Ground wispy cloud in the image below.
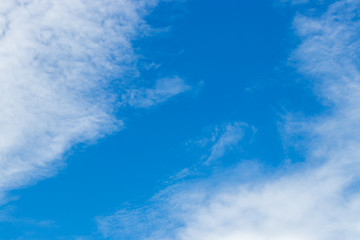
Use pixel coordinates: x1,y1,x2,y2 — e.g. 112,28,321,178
0,0,167,202
122,76,190,108
0,205,54,228
171,122,251,180
205,122,249,164
96,0,360,239
279,0,310,5
96,122,252,239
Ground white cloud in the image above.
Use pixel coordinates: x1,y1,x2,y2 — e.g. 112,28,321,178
0,0,165,202
171,122,251,180
279,0,310,5
122,76,190,108
97,1,360,239
205,122,248,164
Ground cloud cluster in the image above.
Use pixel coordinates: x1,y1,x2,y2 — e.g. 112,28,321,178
97,0,360,239
0,0,181,202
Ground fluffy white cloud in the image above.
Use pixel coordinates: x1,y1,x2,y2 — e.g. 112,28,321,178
0,0,186,202
97,0,360,239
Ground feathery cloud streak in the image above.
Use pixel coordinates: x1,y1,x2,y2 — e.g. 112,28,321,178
205,122,248,164
123,76,190,108
97,1,360,239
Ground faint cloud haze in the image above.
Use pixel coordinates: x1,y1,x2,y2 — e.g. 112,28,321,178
205,122,248,164
123,76,190,108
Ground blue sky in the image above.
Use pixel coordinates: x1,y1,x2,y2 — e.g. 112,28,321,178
1,0,360,239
